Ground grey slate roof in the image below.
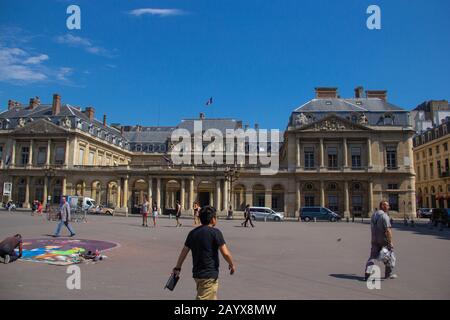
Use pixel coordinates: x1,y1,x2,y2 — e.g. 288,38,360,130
122,127,176,143
292,98,410,127
177,118,240,133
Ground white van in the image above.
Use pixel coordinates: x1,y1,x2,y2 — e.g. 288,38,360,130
66,196,96,211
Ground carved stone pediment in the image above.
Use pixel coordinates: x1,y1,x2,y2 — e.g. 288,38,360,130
298,114,372,132
13,118,69,135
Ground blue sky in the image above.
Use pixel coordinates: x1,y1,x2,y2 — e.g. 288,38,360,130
0,0,449,129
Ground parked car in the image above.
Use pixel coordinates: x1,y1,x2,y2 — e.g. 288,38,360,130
300,207,341,222
430,208,450,227
417,208,432,219
249,207,284,221
88,205,114,216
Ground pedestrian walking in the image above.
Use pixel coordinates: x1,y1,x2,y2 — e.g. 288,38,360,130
142,196,149,227
172,205,236,300
52,196,76,237
151,201,158,227
193,201,200,226
0,234,23,264
175,200,182,227
242,204,254,228
364,201,397,280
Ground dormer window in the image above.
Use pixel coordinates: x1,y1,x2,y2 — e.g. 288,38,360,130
325,101,332,105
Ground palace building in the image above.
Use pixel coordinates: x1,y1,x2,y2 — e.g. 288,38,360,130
0,87,417,218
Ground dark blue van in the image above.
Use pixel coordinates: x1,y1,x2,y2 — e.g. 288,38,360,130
300,207,341,222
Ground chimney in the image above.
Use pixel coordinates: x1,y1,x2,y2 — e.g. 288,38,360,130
236,120,243,129
315,87,338,99
199,112,205,120
244,124,249,130
52,94,61,115
28,96,40,109
365,90,387,101
136,125,141,132
84,106,95,121
354,86,364,99
254,123,259,130
121,127,124,135
8,100,15,110
103,114,107,126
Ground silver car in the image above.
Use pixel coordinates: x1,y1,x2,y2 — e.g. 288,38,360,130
249,207,284,221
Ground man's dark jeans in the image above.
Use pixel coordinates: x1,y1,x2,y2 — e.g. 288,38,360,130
0,245,20,262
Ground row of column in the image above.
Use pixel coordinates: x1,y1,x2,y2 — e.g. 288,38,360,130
295,180,374,218
296,138,373,168
16,175,67,208
9,139,68,167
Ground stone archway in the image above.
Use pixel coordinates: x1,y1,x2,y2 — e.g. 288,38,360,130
164,180,180,210
132,179,148,213
75,181,85,197
272,184,285,212
252,184,265,207
197,180,215,208
233,184,246,211
91,181,105,205
107,181,119,208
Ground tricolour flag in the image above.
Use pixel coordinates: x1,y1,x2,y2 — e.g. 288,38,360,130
205,97,213,106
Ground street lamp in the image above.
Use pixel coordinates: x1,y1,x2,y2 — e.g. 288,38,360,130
224,165,240,219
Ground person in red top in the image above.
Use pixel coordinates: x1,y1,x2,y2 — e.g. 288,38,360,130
0,234,23,264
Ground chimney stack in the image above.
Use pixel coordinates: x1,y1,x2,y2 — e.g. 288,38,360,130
84,106,95,121
28,96,40,109
103,114,107,126
354,86,364,99
199,112,205,120
254,123,259,130
8,100,15,110
244,124,249,130
315,87,338,99
52,94,61,115
365,90,387,101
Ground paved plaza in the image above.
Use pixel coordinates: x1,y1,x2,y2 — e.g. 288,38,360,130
0,211,449,300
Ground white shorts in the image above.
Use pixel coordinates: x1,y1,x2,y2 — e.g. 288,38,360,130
152,211,158,217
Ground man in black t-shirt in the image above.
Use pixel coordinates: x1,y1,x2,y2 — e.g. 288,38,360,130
172,206,236,300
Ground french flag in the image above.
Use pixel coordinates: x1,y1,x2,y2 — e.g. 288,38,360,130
205,97,213,106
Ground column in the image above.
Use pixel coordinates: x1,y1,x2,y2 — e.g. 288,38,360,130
157,178,161,213
11,140,16,167
65,138,70,166
223,179,229,211
28,140,34,167
43,177,48,206
367,137,372,168
319,138,324,168
181,179,185,210
123,176,129,216
368,180,374,217
343,138,348,168
296,181,301,217
84,143,90,165
148,176,153,204
24,176,30,208
46,139,51,166
117,179,122,208
245,189,253,207
344,181,350,218
62,177,67,196
215,180,222,211
209,192,214,207
189,178,195,212
296,139,300,167
265,187,272,209
320,180,325,207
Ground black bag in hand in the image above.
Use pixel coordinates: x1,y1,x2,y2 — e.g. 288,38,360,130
164,273,180,291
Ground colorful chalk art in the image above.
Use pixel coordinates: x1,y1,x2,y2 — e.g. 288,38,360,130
18,238,118,265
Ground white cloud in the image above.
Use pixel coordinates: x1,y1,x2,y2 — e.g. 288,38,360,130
55,34,114,58
0,46,48,83
0,45,73,84
129,8,187,17
56,67,73,81
24,54,49,65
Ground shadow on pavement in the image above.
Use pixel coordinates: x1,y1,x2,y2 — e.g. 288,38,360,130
329,274,366,282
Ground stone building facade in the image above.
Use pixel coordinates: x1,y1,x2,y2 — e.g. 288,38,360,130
413,118,450,209
0,87,417,218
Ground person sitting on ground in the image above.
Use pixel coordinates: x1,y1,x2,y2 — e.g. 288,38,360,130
0,234,23,264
